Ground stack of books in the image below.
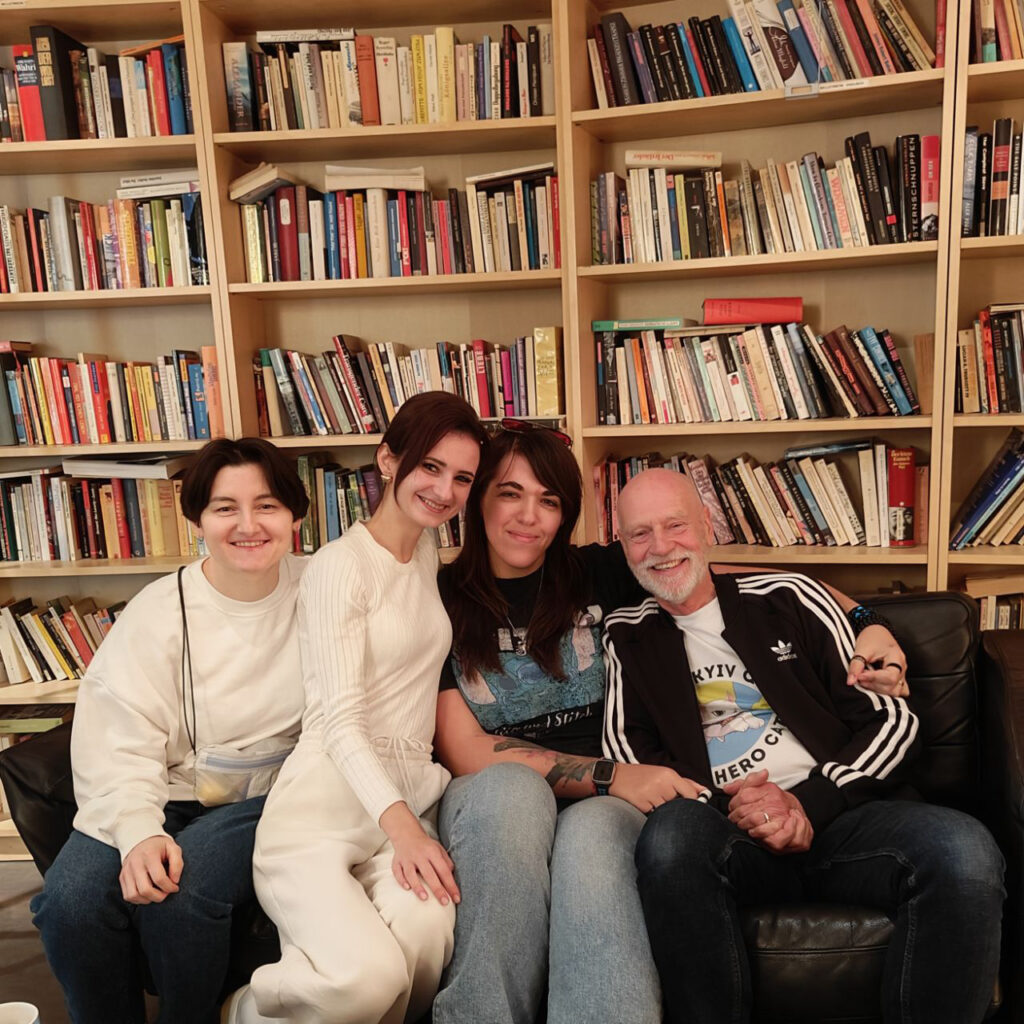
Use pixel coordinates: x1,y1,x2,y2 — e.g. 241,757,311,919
0,171,208,294
255,327,564,438
971,0,1024,62
963,573,1024,629
588,3,937,108
0,341,225,448
0,28,193,142
962,119,1024,237
592,134,939,266
955,301,1024,413
594,313,921,426
950,428,1024,550
222,23,555,132
593,439,926,548
233,161,560,284
0,456,204,565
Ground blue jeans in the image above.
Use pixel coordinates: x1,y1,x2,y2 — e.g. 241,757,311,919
31,796,266,1024
433,762,660,1024
635,798,1005,1024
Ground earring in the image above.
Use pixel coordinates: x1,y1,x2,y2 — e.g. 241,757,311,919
381,473,392,484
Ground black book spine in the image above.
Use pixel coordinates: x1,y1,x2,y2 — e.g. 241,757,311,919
779,460,825,544
595,334,608,424
527,25,542,116
874,6,915,71
689,17,722,94
820,2,857,79
600,14,642,105
880,328,920,413
989,117,1013,235
708,16,744,94
653,25,684,100
501,24,522,117
406,191,422,276
30,25,85,140
905,133,921,241
853,132,890,243
845,0,884,74
724,460,772,545
873,144,900,242
447,188,466,274
638,25,671,100
844,135,877,243
701,168,725,258
353,350,389,430
178,45,194,134
103,55,127,138
977,132,992,237
664,23,698,98
683,175,710,259
251,52,271,131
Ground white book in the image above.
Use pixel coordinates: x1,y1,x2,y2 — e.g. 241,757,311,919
873,442,890,548
0,616,30,685
364,188,390,278
614,343,635,424
539,24,555,115
87,49,109,138
490,41,502,119
397,46,415,125
770,324,810,418
785,159,818,251
255,28,354,43
757,167,786,253
662,338,695,422
859,448,881,546
764,160,794,252
374,37,402,126
492,192,511,271
424,34,440,123
133,59,151,136
339,39,361,124
643,332,675,423
825,461,866,544
525,335,538,415
48,477,69,561
588,39,610,109
291,53,311,129
47,197,77,292
636,168,658,264
320,49,340,128
118,55,138,137
297,44,323,129
0,605,44,683
535,185,551,269
736,458,786,545
726,0,782,88
754,325,790,419
156,359,183,440
653,168,673,263
516,41,529,117
309,199,326,281
330,50,347,128
22,613,67,679
512,180,530,270
166,199,189,286
724,336,754,421
799,457,850,544
472,186,492,272
838,157,868,246
747,0,809,86
466,43,478,120
754,463,800,545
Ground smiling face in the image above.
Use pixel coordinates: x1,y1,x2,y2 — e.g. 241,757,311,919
384,431,481,530
618,469,716,615
480,452,563,578
196,463,300,599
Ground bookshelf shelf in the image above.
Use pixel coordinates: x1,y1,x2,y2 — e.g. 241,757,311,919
579,243,938,283
227,270,562,298
0,558,194,579
959,236,1024,260
953,415,1024,428
0,0,184,45
709,544,929,564
572,70,945,142
0,136,199,176
0,679,79,705
1,441,210,457
263,434,386,449
0,816,19,839
582,417,933,438
213,118,558,163
965,59,1024,102
0,286,213,310
948,548,1024,565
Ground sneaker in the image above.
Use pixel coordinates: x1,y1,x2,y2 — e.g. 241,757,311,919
220,984,287,1024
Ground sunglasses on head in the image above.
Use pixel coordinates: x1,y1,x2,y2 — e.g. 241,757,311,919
499,417,573,449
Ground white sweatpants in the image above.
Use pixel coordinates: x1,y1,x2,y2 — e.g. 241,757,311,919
250,740,455,1024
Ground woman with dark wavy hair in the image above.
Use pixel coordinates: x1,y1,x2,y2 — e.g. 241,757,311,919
432,421,910,1024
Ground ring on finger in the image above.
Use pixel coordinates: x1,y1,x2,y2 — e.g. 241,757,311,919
762,811,770,824
849,654,867,666
885,662,903,672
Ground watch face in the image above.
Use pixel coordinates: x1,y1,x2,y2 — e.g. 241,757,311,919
593,760,615,786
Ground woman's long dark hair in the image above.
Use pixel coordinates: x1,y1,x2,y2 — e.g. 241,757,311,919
447,429,587,681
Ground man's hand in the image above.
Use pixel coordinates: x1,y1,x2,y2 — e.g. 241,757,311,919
722,770,814,854
609,762,708,813
119,835,183,904
846,623,910,697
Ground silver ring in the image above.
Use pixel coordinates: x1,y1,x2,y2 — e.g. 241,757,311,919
762,811,770,824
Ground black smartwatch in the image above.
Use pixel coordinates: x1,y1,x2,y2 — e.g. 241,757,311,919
592,758,617,796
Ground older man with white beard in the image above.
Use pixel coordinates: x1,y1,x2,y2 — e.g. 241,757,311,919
600,467,1004,1024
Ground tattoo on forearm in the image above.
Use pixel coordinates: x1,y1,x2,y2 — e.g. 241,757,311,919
492,739,594,791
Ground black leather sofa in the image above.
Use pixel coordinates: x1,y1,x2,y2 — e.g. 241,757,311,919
1,591,1021,1022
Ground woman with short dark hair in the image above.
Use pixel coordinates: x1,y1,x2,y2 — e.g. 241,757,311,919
32,437,309,1024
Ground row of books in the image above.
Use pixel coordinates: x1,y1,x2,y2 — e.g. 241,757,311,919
592,134,939,267
0,592,124,685
0,342,225,448
235,161,560,284
972,0,1024,62
0,462,205,566
963,573,1024,628
593,438,925,549
222,24,555,133
0,178,208,295
588,0,937,110
955,302,1024,414
962,120,1024,237
594,314,921,426
255,327,564,438
0,26,193,142
950,428,1024,549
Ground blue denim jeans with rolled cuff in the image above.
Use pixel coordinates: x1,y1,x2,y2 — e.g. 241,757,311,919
635,797,1005,1024
433,761,661,1024
31,795,266,1024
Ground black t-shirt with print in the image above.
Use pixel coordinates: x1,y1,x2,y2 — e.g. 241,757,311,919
438,543,643,756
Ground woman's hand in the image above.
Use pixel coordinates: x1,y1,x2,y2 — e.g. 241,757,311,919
380,802,461,906
609,763,709,813
846,623,910,697
119,835,183,905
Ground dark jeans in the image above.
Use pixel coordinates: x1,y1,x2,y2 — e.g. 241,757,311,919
31,796,266,1024
635,798,1005,1024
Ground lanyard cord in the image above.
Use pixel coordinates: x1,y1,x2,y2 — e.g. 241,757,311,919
177,567,197,756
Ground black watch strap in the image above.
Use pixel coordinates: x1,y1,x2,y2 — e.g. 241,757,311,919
592,757,616,797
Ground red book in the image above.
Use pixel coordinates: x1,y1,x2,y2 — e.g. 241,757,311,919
145,49,172,136
920,134,941,239
550,175,561,270
831,0,875,76
12,44,46,141
397,190,412,277
471,339,492,417
344,195,358,278
274,186,300,282
979,309,1000,412
87,360,112,443
438,201,454,276
935,0,947,66
500,348,516,414
108,477,133,559
683,24,712,97
887,446,916,546
592,26,618,108
45,357,73,443
78,201,101,290
354,35,380,126
413,191,428,275
67,365,90,444
25,209,47,291
336,192,351,279
702,296,804,324
60,611,95,666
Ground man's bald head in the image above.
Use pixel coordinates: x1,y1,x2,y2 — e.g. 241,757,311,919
617,468,716,615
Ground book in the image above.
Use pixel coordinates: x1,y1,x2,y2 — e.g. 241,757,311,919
703,297,804,324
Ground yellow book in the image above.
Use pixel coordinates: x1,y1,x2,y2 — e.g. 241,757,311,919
131,364,153,441
435,27,457,123
156,480,181,557
367,344,397,422
411,35,428,124
139,478,165,557
242,204,265,284
532,326,564,417
138,362,163,440
27,358,56,445
172,479,191,557
25,611,73,680
98,483,120,560
353,193,368,278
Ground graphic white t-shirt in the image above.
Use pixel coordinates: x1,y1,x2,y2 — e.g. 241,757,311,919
673,598,817,790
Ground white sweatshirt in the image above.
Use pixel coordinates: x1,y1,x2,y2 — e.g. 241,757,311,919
298,520,452,823
71,555,306,858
